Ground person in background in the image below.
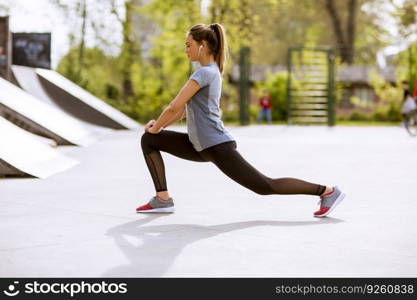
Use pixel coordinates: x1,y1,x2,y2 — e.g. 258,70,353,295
256,89,272,124
401,80,417,127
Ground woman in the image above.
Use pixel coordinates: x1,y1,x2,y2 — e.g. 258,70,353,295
137,23,345,217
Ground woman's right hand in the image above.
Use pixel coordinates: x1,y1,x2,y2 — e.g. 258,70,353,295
144,120,156,132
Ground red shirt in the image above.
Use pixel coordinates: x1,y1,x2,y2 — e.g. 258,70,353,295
259,96,272,109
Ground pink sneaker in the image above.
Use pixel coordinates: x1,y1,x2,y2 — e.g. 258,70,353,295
314,186,345,218
136,196,175,213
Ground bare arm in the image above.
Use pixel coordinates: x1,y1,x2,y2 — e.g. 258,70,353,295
161,106,186,128
151,80,199,132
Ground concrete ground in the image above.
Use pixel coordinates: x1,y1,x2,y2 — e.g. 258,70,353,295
1,124,416,277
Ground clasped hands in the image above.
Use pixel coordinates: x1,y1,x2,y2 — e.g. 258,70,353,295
144,120,163,134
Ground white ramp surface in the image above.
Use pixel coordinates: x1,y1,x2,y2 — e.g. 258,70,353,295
0,116,78,178
12,65,61,108
36,68,139,130
0,77,96,146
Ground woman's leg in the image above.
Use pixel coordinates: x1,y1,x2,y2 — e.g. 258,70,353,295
141,130,209,196
200,141,326,196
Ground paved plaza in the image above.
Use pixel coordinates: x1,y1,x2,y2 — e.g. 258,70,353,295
1,124,416,277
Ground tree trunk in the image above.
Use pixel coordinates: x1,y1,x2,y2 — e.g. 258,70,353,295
77,0,87,81
324,0,357,65
121,1,135,101
324,0,345,48
346,0,357,64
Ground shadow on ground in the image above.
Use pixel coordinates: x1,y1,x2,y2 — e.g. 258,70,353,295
103,215,344,277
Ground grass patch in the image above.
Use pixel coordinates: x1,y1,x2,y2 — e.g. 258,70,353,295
223,120,402,127
224,120,287,126
336,120,401,127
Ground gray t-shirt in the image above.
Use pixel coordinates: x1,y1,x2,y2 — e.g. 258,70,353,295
186,62,235,152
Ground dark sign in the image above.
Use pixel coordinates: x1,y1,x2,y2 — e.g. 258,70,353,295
0,16,11,79
12,33,51,69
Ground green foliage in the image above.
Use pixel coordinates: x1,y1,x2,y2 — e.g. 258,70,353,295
349,111,373,121
219,80,240,122
336,66,404,123
247,104,256,123
53,0,414,125
57,47,121,104
336,69,403,122
127,0,201,122
372,104,401,122
394,41,417,93
367,70,402,121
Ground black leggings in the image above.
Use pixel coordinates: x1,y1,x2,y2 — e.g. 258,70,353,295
140,130,326,196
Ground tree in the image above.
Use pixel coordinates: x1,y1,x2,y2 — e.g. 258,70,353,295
391,0,417,91
52,0,407,122
0,1,11,14
324,0,358,64
111,0,138,101
208,0,257,64
78,0,87,80
394,0,417,36
57,46,122,103
51,0,89,82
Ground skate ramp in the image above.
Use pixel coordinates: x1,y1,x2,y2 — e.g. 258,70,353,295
0,116,78,178
11,65,113,135
0,77,97,146
34,67,139,130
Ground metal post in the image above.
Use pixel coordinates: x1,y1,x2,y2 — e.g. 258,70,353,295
327,49,335,126
409,46,415,92
239,46,250,125
0,16,11,80
286,48,293,125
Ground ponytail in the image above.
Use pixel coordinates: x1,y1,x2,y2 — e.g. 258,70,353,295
209,23,228,74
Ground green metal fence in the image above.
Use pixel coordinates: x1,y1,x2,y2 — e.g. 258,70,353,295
239,46,251,125
286,46,336,126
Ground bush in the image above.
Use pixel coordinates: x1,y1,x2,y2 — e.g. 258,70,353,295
255,71,295,121
249,104,260,123
372,102,402,122
349,111,373,121
369,70,403,122
386,102,402,121
220,105,258,124
220,80,239,123
221,107,239,122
